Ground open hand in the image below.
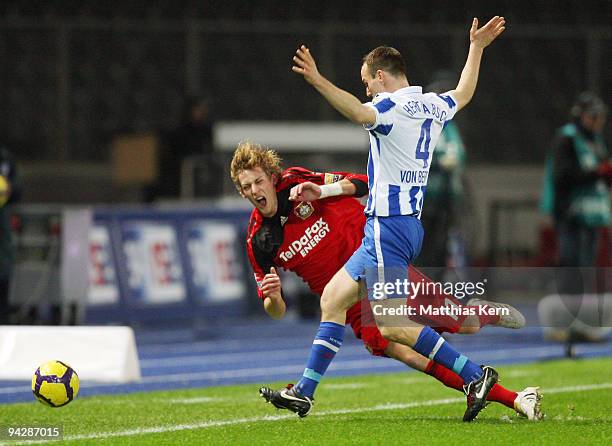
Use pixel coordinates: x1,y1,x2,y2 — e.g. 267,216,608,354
292,45,322,86
470,16,506,49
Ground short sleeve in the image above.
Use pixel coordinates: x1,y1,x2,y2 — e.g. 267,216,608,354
363,95,396,136
246,214,277,301
425,91,459,122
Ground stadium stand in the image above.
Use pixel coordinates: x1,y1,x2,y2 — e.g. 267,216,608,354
0,1,610,164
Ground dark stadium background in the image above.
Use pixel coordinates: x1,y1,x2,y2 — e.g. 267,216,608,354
1,1,610,187
0,0,610,404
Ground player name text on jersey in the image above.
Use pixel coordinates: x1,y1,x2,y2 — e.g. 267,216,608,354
402,99,449,122
400,170,429,184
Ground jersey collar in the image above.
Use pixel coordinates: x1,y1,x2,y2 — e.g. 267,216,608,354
395,86,422,94
261,188,292,223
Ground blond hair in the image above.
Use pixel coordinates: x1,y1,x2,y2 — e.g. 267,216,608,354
230,141,283,193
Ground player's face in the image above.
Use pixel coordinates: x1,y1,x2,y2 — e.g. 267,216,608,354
238,167,278,218
361,63,383,98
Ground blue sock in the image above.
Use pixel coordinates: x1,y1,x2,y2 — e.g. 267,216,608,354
413,326,483,383
295,322,345,398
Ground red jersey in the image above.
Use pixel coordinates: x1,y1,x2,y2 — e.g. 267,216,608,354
246,167,466,344
245,166,470,358
246,167,368,298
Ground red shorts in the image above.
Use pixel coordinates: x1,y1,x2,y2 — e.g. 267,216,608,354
347,266,465,357
404,266,466,333
347,299,390,357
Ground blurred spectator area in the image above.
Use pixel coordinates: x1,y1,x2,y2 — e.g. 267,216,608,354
0,1,609,266
0,1,610,164
1,0,610,25
1,2,611,215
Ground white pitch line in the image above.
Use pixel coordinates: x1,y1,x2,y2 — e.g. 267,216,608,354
2,382,611,445
1,356,394,395
545,383,612,394
0,358,409,395
0,343,606,396
0,343,609,396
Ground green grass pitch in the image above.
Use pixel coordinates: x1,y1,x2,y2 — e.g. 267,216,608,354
1,358,611,445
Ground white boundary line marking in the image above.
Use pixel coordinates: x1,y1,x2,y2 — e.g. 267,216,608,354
4,344,611,397
2,382,611,445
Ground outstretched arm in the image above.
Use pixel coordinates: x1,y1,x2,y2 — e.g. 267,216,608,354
289,178,359,202
292,45,376,126
449,16,506,111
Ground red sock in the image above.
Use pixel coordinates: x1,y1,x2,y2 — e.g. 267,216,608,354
425,361,517,410
487,383,518,410
425,360,463,390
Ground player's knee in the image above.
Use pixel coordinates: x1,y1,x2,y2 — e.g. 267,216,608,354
320,291,341,316
319,289,333,313
320,285,347,315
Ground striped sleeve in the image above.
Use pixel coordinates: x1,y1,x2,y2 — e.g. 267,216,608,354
363,96,396,136
427,91,459,121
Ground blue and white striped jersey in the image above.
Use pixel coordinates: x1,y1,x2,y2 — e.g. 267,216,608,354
363,86,458,217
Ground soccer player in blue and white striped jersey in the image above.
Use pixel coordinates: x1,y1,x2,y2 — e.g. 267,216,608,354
260,16,506,422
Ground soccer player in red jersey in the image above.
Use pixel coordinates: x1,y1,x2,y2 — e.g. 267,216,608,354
230,142,542,420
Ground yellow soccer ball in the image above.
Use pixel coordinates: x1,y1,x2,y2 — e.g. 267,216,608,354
32,360,80,407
